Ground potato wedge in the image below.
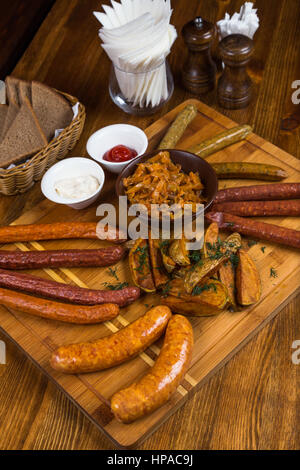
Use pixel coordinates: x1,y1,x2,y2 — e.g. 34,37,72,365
184,232,242,294
169,237,190,266
148,238,169,289
236,250,261,305
162,278,228,316
203,222,219,257
162,297,222,316
129,239,156,293
159,240,177,273
219,261,237,310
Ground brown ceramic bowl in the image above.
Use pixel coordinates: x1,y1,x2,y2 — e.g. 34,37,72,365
116,149,218,218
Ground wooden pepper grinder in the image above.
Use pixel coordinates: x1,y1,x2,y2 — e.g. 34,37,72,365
217,34,254,109
182,17,217,95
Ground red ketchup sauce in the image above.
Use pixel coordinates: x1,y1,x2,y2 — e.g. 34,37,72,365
103,145,138,163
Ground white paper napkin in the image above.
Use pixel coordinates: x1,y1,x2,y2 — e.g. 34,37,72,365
94,0,177,108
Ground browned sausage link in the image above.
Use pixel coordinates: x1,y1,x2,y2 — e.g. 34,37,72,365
215,183,300,204
111,315,194,424
50,305,172,374
188,125,252,159
212,162,287,181
205,212,300,249
0,246,126,270
0,287,119,324
212,200,300,217
0,222,127,244
0,269,140,307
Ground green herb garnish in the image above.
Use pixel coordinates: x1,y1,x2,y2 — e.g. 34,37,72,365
189,250,202,263
261,246,266,253
229,253,239,268
192,283,217,296
134,245,149,274
270,267,278,278
102,282,129,291
159,240,169,254
107,267,119,280
247,240,258,248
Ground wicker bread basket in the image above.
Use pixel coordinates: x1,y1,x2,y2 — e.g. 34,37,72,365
0,90,86,196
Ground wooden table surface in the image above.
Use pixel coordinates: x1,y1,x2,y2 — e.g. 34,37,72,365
0,0,299,450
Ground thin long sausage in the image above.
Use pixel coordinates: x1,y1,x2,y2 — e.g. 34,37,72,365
0,222,127,244
212,200,300,217
188,125,252,159
214,183,300,203
50,305,172,374
211,162,287,181
111,315,194,424
205,212,300,249
158,104,198,149
0,246,126,270
0,287,119,324
0,269,140,307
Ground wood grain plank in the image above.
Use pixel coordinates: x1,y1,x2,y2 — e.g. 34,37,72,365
0,0,299,451
0,98,299,448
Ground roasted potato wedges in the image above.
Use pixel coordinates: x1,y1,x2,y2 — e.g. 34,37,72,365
202,222,219,257
129,239,156,293
148,238,169,288
236,250,261,305
162,279,228,316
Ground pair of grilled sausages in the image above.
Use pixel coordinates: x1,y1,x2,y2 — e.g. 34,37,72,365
51,306,194,424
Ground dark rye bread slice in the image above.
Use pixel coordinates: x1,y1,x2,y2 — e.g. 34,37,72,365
6,77,32,106
19,80,32,103
5,76,20,106
0,105,8,142
31,81,73,142
0,96,47,168
1,102,19,139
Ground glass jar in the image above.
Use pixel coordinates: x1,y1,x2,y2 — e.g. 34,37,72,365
109,60,174,116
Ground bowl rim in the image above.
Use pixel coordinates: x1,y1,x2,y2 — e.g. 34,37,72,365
115,148,218,216
41,157,105,205
86,124,149,166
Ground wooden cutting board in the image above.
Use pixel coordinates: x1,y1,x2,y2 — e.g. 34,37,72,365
0,99,299,449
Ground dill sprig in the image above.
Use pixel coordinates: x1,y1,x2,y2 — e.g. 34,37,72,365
102,282,129,291
270,267,278,278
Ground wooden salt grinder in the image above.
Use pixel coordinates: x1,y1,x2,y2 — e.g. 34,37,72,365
217,34,254,109
182,17,217,94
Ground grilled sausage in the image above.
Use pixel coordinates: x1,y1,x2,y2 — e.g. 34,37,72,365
50,305,172,374
0,222,127,244
111,315,194,424
214,183,300,204
205,212,300,249
211,162,287,181
0,246,126,270
158,104,198,149
188,125,252,158
212,200,300,217
0,287,119,324
0,269,140,307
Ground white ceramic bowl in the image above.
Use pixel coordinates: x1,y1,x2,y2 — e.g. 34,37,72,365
41,157,105,210
86,124,148,174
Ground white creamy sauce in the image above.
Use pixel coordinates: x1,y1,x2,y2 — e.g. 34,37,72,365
54,175,100,200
